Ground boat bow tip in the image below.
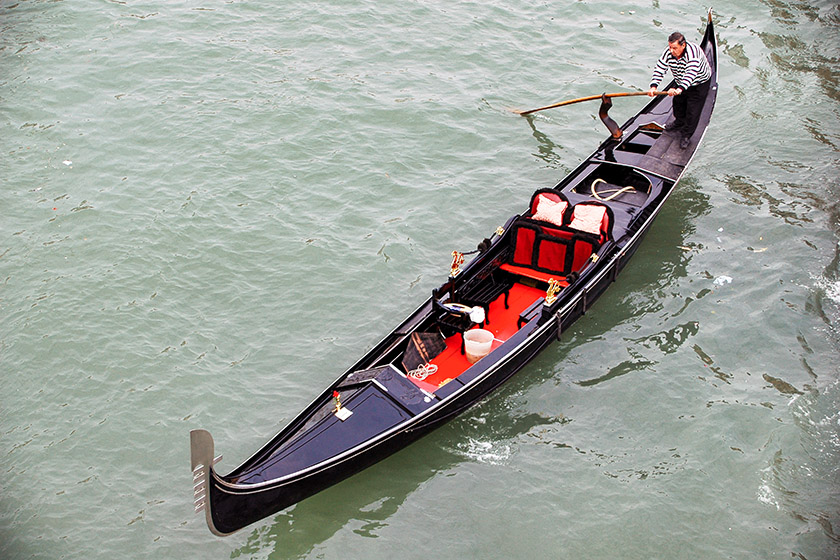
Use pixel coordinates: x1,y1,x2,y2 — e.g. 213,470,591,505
190,429,229,536
190,429,216,471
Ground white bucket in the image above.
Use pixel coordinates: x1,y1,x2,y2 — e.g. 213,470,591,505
464,329,494,364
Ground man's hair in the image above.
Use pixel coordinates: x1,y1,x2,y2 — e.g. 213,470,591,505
668,32,686,45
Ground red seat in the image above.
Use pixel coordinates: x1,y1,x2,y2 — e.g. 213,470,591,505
504,215,602,284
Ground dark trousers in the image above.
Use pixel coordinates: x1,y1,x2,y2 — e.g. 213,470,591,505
673,79,711,139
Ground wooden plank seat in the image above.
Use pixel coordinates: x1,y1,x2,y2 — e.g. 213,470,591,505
431,297,473,354
460,275,513,325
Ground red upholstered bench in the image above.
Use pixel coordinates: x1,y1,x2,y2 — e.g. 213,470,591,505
500,217,599,285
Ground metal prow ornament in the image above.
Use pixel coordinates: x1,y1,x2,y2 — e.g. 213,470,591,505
598,93,623,140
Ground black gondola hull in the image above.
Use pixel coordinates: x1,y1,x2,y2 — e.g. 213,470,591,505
190,13,718,537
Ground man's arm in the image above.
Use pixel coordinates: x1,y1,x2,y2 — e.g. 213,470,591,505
648,49,670,96
649,48,670,88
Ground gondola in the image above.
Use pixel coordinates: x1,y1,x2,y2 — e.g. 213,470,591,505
190,12,718,536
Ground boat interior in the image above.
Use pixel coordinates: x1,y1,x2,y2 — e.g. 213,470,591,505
233,190,608,483
394,187,618,395
376,116,692,398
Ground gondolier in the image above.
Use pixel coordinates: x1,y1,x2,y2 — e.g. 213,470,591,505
647,31,712,149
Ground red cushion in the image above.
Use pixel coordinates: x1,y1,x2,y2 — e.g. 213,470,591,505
570,238,596,271
500,263,570,285
512,226,536,266
537,238,570,272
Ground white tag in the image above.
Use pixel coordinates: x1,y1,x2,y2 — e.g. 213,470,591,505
335,407,353,421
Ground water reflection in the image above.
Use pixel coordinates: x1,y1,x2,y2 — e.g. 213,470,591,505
811,208,840,330
230,404,566,557
522,115,571,170
569,178,713,387
757,22,840,104
724,43,750,69
575,357,657,388
232,438,459,559
627,321,701,356
761,383,840,553
722,174,819,225
623,177,711,301
759,0,822,27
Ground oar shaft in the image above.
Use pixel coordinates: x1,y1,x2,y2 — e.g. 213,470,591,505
516,91,667,116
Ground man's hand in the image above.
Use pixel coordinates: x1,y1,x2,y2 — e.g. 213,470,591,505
647,86,658,97
667,87,683,96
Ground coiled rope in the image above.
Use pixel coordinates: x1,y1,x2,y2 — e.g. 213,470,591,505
591,170,653,201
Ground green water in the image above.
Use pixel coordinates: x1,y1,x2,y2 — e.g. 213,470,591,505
1,1,838,558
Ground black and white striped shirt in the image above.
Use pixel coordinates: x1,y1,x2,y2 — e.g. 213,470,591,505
649,41,712,90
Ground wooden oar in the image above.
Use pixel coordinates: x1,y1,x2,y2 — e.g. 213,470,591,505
513,91,668,116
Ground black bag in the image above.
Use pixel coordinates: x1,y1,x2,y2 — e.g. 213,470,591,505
401,332,446,372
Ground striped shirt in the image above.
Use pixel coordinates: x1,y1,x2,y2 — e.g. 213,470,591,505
649,41,712,90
